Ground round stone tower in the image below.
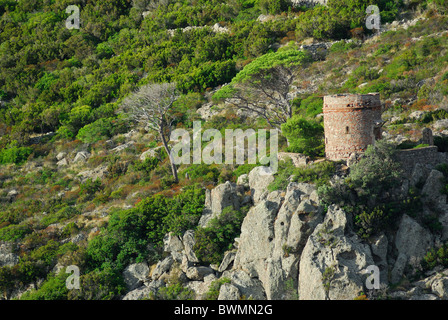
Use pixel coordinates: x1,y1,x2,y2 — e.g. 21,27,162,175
323,93,382,161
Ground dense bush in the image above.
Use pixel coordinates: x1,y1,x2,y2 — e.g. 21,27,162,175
194,206,247,265
86,185,205,272
268,158,336,192
281,116,324,157
76,117,126,143
318,140,424,239
422,242,448,271
181,164,220,183
0,144,33,165
20,272,69,300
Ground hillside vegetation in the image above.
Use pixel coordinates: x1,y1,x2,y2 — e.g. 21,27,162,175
1,0,448,300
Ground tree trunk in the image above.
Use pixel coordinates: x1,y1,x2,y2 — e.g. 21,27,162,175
160,131,178,183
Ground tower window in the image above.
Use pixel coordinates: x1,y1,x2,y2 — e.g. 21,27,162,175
345,126,350,134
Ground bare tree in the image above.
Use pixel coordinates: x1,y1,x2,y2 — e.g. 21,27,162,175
121,82,180,183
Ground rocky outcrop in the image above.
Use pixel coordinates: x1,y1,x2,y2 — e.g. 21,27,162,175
73,151,90,164
123,262,150,291
199,181,248,227
0,242,19,267
248,166,275,204
391,214,434,284
298,205,375,300
230,181,323,299
117,163,448,301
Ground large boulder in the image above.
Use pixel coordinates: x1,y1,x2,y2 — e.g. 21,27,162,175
233,193,282,280
185,266,214,281
182,230,199,263
122,279,165,300
0,242,19,267
163,232,184,262
225,270,266,300
140,146,163,161
123,262,150,291
186,274,218,299
211,181,242,216
298,205,375,300
151,256,174,280
199,181,244,227
77,165,109,183
73,151,90,164
218,283,241,300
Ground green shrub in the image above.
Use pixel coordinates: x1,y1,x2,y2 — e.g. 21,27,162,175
152,282,195,300
204,277,231,300
194,206,247,265
133,156,160,175
232,164,258,178
76,118,115,143
422,242,448,271
269,159,336,192
348,140,402,198
442,71,448,81
79,178,103,201
0,223,33,242
353,206,389,240
281,115,324,158
61,222,79,238
434,136,448,152
259,0,292,14
0,145,33,165
329,41,359,53
421,109,448,123
61,105,94,134
319,140,425,239
20,272,69,300
182,164,220,183
86,185,205,272
30,240,60,266
295,95,324,118
40,206,80,228
67,267,125,300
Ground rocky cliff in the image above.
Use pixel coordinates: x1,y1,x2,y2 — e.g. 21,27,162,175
118,161,448,300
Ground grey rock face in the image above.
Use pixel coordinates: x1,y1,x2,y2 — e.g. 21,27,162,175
218,251,236,272
391,214,433,284
298,205,375,300
248,166,275,204
199,181,244,227
140,146,162,161
218,283,241,300
228,270,266,300
233,181,323,299
0,242,19,267
185,266,214,281
123,262,150,291
422,169,446,206
151,256,174,281
73,151,90,163
122,279,165,300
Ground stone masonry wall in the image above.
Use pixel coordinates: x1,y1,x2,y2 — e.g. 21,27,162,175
394,146,448,177
323,93,382,161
